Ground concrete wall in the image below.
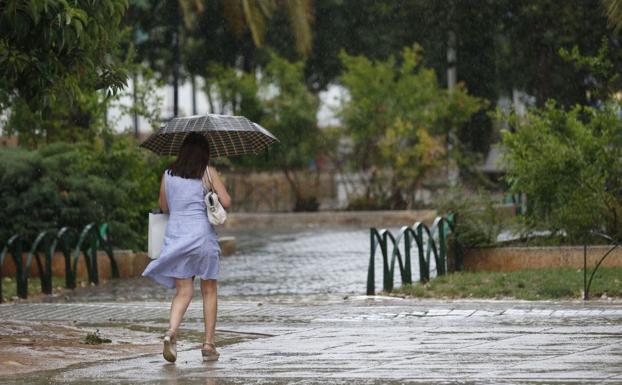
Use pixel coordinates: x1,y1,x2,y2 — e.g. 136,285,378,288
226,171,338,212
225,210,438,229
463,246,622,272
1,250,150,280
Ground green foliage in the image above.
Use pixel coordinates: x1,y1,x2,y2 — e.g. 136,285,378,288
111,66,164,133
258,53,320,209
203,63,262,121
0,137,170,250
204,53,321,210
497,0,618,107
1,276,67,302
337,45,486,209
83,329,112,345
259,52,319,170
558,39,622,104
5,85,111,147
502,100,622,242
0,0,128,110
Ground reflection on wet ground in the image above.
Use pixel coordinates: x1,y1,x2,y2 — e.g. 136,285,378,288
50,227,396,302
218,227,373,297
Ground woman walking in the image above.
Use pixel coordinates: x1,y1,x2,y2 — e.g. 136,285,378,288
142,132,231,363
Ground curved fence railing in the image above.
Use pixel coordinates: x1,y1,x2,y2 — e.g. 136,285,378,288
367,214,458,295
584,231,621,300
0,223,118,302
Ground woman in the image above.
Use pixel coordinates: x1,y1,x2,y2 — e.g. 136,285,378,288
142,132,232,363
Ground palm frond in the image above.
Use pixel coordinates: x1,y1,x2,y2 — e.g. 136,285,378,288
283,0,313,57
178,0,206,29
242,0,269,47
604,0,622,32
223,1,246,39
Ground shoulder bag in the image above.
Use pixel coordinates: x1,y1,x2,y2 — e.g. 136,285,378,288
202,166,227,225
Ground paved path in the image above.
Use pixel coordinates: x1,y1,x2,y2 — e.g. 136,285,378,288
2,227,622,383
2,297,622,384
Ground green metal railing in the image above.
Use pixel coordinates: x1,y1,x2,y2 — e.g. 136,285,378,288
367,215,458,295
0,223,118,302
583,232,620,300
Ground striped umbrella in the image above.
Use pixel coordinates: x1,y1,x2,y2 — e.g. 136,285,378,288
139,114,279,157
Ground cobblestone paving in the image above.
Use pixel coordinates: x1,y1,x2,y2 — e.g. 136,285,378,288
2,298,622,384
3,298,622,323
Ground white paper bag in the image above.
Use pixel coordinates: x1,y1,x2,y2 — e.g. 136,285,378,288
148,212,169,259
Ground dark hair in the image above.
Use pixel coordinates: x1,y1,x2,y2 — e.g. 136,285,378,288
169,133,210,179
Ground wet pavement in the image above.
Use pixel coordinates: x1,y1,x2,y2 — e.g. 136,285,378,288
1,227,622,384
46,226,423,302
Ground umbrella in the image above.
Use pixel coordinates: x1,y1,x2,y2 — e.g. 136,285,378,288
139,114,279,157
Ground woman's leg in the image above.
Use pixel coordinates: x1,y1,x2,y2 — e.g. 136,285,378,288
168,278,194,333
200,279,218,345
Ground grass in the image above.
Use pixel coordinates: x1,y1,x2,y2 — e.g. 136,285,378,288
1,276,74,302
83,329,112,345
393,267,622,300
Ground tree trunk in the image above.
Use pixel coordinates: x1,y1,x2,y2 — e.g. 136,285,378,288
132,71,139,137
205,82,215,113
172,29,180,117
191,74,197,115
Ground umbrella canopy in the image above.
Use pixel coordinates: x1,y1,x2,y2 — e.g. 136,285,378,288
139,114,279,157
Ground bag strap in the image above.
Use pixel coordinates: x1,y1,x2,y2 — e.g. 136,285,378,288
202,165,214,192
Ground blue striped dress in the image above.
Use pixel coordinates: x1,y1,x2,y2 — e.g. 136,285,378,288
142,170,220,288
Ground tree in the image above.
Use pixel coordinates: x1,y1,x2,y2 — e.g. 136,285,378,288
301,0,501,174
126,0,314,118
223,0,313,59
258,53,320,211
497,0,621,108
304,0,622,167
202,53,321,211
0,0,128,144
337,45,486,209
502,41,622,243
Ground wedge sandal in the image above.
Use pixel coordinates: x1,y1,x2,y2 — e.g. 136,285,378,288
201,342,220,362
163,330,177,363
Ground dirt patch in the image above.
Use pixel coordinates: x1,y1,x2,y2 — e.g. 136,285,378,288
0,321,160,376
0,320,267,378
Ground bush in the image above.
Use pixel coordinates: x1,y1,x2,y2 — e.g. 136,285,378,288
0,137,170,250
435,188,508,248
502,100,622,243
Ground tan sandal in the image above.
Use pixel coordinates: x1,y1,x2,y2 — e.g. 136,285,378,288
163,330,177,363
201,342,220,362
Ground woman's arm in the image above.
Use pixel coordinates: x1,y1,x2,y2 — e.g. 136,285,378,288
208,166,232,210
159,175,169,213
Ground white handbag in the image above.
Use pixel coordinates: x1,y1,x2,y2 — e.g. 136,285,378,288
203,166,227,226
148,211,169,259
